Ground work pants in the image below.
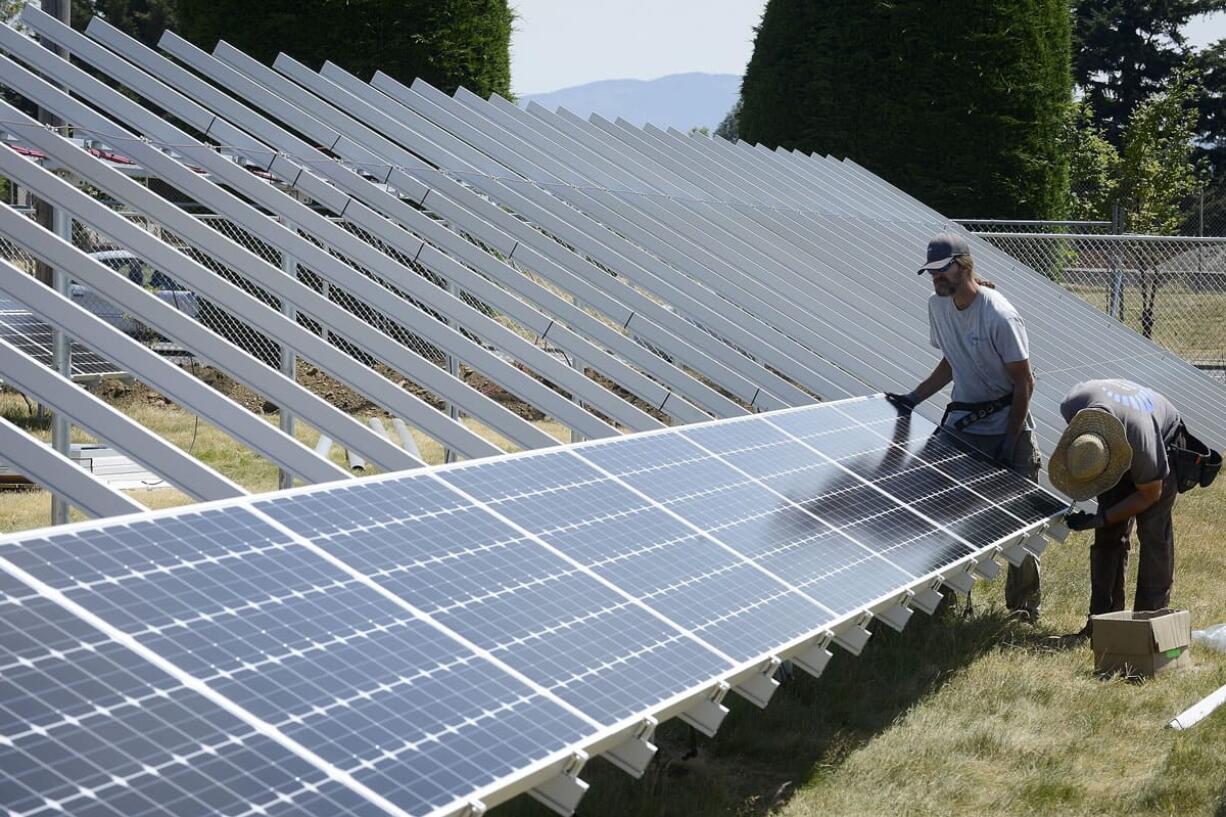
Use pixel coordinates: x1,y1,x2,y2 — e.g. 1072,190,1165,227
1089,469,1179,615
960,428,1042,617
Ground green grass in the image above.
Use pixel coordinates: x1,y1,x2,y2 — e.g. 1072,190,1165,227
3,396,1224,817
491,479,1226,817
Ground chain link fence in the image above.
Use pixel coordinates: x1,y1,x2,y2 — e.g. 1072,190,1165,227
967,228,1226,381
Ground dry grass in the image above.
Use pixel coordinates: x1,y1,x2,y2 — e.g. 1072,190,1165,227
3,397,1224,817
0,391,570,533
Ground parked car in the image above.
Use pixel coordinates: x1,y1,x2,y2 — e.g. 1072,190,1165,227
73,250,199,339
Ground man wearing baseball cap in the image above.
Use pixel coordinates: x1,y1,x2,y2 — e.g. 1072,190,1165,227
1053,379,1184,636
886,231,1040,621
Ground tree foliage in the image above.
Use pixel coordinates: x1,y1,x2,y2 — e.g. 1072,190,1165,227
738,0,1072,219
1118,70,1203,233
69,0,178,47
714,98,740,142
176,0,513,98
1072,0,1226,145
1064,100,1120,220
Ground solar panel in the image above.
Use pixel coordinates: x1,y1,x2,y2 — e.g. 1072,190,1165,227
0,570,391,817
3,507,596,817
0,295,122,379
0,397,1067,816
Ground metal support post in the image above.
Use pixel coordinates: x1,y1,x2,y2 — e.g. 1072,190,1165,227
1107,203,1125,321
278,224,296,490
50,208,71,524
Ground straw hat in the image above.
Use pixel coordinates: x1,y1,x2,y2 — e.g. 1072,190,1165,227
1050,409,1133,500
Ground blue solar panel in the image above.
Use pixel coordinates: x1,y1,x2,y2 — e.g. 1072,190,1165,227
1,397,1068,816
263,461,735,724
3,507,595,817
0,568,388,817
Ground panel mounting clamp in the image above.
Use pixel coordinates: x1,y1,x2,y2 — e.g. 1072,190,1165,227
1021,528,1049,558
939,563,976,596
909,579,946,615
874,591,914,633
972,552,1001,581
605,716,658,778
734,656,782,708
529,751,590,816
791,631,835,679
833,612,873,656
679,680,730,737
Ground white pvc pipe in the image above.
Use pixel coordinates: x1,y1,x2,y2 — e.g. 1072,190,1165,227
1168,683,1226,730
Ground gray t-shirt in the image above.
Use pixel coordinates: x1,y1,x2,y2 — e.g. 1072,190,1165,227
1060,379,1182,484
928,287,1034,435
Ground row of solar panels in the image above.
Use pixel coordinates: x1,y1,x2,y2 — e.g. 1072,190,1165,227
0,7,1221,517
0,397,1069,817
0,8,1215,817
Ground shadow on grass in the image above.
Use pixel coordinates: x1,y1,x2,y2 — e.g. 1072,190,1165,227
492,607,1033,817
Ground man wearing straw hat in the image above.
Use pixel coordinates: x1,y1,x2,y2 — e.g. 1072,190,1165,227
887,231,1041,622
1052,379,1183,635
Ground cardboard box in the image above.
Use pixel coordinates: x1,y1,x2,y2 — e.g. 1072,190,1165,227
1091,609,1192,677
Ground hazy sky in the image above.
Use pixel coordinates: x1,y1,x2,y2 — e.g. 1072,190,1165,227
511,1,1226,95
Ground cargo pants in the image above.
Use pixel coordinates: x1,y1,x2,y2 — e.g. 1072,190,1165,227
960,428,1043,618
1089,469,1178,615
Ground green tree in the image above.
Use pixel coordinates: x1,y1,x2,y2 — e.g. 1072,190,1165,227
1073,0,1226,145
177,0,513,99
714,98,740,142
1118,70,1203,234
1064,100,1121,220
738,0,1072,219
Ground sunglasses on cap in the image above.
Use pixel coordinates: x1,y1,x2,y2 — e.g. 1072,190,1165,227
925,255,964,275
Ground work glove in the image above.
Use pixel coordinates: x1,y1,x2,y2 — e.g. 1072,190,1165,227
884,391,919,412
1065,510,1105,531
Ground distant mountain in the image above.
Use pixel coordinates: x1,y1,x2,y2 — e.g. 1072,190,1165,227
521,73,740,132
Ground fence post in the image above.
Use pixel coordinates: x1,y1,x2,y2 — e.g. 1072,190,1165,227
443,278,459,464
1107,203,1125,321
277,218,296,490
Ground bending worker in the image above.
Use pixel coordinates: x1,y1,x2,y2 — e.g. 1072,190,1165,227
1052,379,1206,636
887,231,1040,622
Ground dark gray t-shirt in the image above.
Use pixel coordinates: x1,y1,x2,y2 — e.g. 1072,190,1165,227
928,287,1034,435
1060,379,1182,484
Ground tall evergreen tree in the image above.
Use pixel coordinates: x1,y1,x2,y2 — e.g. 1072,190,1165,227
1073,0,1226,145
738,0,1072,218
177,0,513,98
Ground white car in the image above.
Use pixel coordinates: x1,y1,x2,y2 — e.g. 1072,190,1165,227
73,250,199,338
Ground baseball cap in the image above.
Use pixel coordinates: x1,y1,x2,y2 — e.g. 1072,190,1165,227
918,231,971,274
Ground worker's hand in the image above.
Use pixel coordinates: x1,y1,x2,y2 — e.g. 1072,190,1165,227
1065,510,1105,531
884,391,919,412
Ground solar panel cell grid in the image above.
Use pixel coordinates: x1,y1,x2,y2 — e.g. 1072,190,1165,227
0,296,121,379
0,566,392,817
2,507,597,817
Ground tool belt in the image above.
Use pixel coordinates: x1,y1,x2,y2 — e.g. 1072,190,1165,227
1167,421,1222,493
940,393,1014,432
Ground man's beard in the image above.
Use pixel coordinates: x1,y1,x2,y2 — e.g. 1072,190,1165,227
933,279,954,297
